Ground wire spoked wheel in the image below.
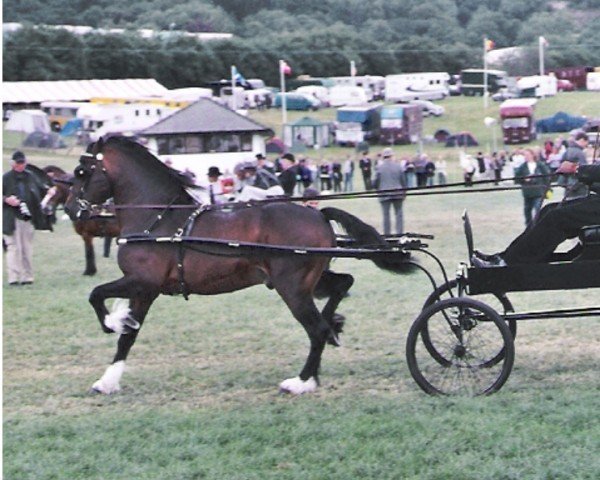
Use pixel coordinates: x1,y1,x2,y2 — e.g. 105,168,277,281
406,297,515,396
421,279,516,367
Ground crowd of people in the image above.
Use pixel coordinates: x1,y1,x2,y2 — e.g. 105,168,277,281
4,129,597,284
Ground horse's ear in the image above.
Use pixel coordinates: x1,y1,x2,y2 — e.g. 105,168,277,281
95,137,104,154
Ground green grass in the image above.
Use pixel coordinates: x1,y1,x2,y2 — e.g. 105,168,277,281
3,92,600,479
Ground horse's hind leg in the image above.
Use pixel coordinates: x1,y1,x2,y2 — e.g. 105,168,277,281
314,270,354,344
275,279,336,394
92,293,158,394
103,236,112,258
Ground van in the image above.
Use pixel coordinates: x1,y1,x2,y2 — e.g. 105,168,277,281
273,93,320,111
328,85,369,107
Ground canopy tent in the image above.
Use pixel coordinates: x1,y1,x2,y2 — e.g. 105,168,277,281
445,131,479,147
283,116,330,148
5,110,51,133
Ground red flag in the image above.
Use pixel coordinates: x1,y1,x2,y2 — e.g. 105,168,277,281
280,60,292,76
485,39,495,51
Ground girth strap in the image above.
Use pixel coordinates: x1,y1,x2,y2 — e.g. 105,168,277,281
174,205,210,300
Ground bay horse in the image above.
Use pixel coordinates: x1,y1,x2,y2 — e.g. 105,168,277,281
65,136,412,395
42,165,120,275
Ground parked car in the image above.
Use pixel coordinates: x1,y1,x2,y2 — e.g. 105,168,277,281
557,79,575,92
273,93,320,111
492,88,521,102
407,99,445,117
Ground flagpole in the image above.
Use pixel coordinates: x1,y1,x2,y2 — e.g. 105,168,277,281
539,36,545,76
350,60,356,86
483,36,488,109
231,65,237,111
279,59,287,128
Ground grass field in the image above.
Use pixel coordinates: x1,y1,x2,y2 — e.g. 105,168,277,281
3,93,600,479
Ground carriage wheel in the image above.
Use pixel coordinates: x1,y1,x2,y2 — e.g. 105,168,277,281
406,297,514,396
421,279,516,367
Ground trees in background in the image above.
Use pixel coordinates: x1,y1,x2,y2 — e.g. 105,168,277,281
3,0,599,86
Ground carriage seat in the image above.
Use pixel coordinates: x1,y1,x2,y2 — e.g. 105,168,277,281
574,225,600,261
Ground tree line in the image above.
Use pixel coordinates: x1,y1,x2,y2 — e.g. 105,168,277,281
3,0,599,88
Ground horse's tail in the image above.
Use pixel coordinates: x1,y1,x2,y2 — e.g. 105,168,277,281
320,207,415,274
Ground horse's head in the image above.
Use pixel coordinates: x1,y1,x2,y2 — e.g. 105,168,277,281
65,139,113,220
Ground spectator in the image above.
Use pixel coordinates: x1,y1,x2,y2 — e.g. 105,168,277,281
3,151,51,286
236,161,284,201
319,160,332,191
514,148,551,226
256,153,276,174
424,155,436,187
404,157,417,188
297,158,313,191
342,156,355,192
374,148,407,235
559,131,590,200
278,153,299,196
206,166,227,205
358,150,373,190
414,155,428,187
435,157,448,186
475,151,486,175
490,151,503,185
331,161,343,192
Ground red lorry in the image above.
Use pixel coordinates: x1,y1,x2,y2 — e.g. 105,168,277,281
500,99,538,144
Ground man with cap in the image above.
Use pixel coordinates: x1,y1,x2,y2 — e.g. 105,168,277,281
255,153,275,174
559,131,590,200
373,147,407,235
3,151,51,285
236,161,284,202
278,153,299,196
206,166,227,205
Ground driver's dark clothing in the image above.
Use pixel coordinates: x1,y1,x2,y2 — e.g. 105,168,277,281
502,164,600,264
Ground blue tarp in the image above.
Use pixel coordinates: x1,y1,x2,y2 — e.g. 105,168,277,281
536,111,586,133
337,106,381,123
60,118,83,136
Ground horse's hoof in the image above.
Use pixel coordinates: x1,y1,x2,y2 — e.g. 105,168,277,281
279,376,317,395
327,331,342,347
88,387,102,395
332,313,346,324
83,270,97,276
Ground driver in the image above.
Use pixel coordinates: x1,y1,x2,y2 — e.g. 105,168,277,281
473,161,600,267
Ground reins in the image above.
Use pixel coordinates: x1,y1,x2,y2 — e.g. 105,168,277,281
105,172,560,211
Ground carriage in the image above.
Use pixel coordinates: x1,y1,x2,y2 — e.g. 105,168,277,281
66,136,599,397
404,211,600,396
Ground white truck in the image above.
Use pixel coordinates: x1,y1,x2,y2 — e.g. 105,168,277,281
77,102,179,141
516,75,557,98
385,72,450,102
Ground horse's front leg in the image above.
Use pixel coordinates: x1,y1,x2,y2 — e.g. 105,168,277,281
82,232,97,276
92,293,158,394
89,276,146,334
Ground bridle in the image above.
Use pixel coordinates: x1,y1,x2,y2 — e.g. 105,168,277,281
74,151,112,217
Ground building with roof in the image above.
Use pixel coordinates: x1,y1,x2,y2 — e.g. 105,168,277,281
141,98,274,180
2,79,169,116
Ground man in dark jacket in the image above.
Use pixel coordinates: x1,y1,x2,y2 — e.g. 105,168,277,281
514,148,551,226
559,131,589,199
473,162,600,266
3,151,51,285
278,153,298,196
373,148,407,235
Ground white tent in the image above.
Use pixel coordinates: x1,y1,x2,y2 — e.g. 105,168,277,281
5,110,51,133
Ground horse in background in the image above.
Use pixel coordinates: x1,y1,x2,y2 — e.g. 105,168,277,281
65,136,413,396
42,165,120,275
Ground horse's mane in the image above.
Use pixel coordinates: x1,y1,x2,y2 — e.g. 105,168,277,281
102,136,199,190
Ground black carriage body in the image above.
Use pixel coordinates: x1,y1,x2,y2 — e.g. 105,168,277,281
466,260,600,295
